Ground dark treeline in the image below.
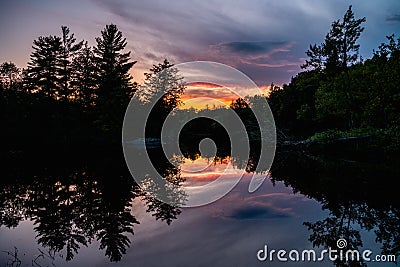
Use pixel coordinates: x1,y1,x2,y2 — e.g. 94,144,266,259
267,6,400,142
2,6,399,151
178,6,400,154
0,24,143,147
0,24,187,263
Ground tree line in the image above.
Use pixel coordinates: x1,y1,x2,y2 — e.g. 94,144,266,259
1,6,399,147
267,6,400,139
0,24,184,146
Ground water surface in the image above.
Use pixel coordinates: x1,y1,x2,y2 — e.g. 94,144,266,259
0,147,398,266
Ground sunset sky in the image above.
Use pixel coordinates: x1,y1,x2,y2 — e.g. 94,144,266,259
182,83,236,109
1,0,399,104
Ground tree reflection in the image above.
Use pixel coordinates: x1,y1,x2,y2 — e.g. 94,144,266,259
270,151,400,266
0,146,183,262
140,148,186,224
2,140,399,265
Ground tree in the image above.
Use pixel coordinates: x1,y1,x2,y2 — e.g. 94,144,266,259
25,35,62,97
0,62,21,90
368,35,400,127
141,59,185,113
94,24,137,130
267,71,323,137
302,5,366,74
58,26,83,100
144,58,174,79
302,6,366,129
25,27,85,101
137,59,185,136
229,97,249,110
71,42,98,107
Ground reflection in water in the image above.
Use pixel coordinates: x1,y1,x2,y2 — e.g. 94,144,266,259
141,149,185,225
0,146,182,263
270,152,400,266
0,144,399,266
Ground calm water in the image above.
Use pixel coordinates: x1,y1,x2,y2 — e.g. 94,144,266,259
0,145,399,266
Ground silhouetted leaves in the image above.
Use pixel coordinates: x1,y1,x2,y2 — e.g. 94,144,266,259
94,24,137,131
269,7,398,137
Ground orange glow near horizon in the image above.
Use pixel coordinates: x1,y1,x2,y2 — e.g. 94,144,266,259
180,82,238,110
180,156,242,186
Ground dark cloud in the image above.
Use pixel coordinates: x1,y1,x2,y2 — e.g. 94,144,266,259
222,41,288,54
386,14,400,22
143,52,161,61
206,41,297,67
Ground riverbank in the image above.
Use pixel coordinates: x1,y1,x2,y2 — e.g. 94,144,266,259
279,127,400,162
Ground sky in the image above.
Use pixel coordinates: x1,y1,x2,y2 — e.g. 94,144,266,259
1,0,399,93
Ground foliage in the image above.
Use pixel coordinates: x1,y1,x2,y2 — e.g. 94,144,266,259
1,24,144,145
301,5,366,73
267,6,399,142
139,59,185,113
58,26,84,100
70,42,98,107
94,24,137,130
137,59,186,137
307,126,400,155
268,71,323,137
25,34,63,97
0,62,21,89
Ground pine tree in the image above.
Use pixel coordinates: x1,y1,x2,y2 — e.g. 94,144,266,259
137,59,185,137
302,5,366,74
58,26,83,100
25,35,62,98
71,42,97,107
141,59,185,113
0,62,21,90
93,24,137,130
302,5,366,128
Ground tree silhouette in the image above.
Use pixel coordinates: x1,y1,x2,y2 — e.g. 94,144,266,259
94,24,137,130
140,59,185,113
137,59,186,137
97,209,138,262
25,35,62,97
58,26,83,100
300,6,366,128
302,5,366,73
369,35,400,127
0,62,21,90
141,150,185,224
71,42,98,107
304,204,366,267
229,97,249,110
0,144,188,262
